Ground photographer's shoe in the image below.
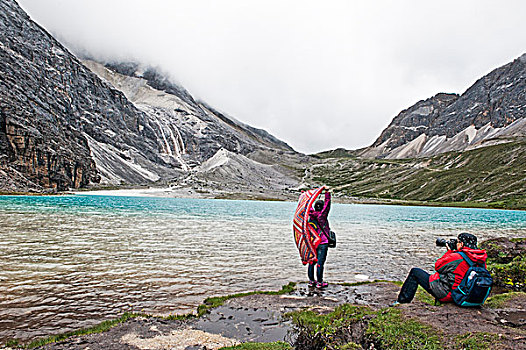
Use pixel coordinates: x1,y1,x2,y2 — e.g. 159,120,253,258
389,301,400,307
308,280,316,288
316,282,328,289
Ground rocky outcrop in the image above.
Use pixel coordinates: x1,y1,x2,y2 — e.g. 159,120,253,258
362,54,526,159
0,0,100,191
85,60,294,163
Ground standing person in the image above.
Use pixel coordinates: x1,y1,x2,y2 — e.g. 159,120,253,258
393,232,487,305
307,189,331,289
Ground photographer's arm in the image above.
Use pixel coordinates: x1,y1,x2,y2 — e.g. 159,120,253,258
434,250,456,271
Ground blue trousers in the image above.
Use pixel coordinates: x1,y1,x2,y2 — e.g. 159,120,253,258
308,243,329,282
397,267,436,303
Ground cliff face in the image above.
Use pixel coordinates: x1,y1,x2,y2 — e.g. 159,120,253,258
0,0,98,191
0,0,300,192
362,54,526,159
0,0,171,190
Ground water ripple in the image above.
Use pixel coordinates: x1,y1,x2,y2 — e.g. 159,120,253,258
1,195,525,342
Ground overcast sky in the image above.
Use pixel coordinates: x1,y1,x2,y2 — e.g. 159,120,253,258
17,0,526,153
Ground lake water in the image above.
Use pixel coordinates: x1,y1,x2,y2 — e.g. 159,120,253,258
1,194,525,343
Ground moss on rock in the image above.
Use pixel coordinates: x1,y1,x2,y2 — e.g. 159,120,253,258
286,304,443,350
482,237,526,292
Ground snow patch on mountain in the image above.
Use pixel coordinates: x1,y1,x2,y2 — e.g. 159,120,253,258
199,148,231,172
388,134,427,159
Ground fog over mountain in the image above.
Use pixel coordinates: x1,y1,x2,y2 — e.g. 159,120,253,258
0,0,304,196
16,0,526,153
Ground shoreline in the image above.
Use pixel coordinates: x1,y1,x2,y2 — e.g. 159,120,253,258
1,186,524,211
4,238,526,349
5,280,526,350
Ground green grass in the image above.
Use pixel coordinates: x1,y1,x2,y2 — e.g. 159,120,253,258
286,303,442,350
219,341,292,350
286,304,373,336
455,332,501,350
23,312,146,348
366,308,442,350
485,292,526,309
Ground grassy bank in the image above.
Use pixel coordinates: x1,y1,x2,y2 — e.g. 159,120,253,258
309,141,526,211
284,301,508,350
6,312,147,349
286,304,443,350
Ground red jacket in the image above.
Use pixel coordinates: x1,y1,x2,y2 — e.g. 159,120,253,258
429,247,487,302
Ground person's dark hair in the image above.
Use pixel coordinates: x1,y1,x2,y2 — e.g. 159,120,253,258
458,232,478,249
314,200,324,211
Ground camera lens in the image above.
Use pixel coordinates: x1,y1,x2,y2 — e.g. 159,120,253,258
436,238,447,247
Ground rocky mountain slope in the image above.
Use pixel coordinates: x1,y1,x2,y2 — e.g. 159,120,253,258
362,53,526,159
0,0,303,194
82,60,304,196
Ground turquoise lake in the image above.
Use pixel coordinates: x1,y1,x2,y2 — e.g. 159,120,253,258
1,194,525,342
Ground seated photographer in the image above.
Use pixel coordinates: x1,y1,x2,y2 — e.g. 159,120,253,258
393,232,487,305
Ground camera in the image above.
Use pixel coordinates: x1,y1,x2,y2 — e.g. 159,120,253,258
436,238,458,250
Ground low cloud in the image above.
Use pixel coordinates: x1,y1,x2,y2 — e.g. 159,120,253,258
17,0,526,153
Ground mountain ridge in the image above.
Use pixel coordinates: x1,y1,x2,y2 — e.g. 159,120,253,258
360,53,526,159
307,139,526,209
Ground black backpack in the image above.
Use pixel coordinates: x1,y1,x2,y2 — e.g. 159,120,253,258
309,217,336,248
451,252,493,307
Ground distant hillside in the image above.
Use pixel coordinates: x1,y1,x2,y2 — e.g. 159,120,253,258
361,53,526,159
307,141,526,209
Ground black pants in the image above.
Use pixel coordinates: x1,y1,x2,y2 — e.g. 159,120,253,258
397,267,436,303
